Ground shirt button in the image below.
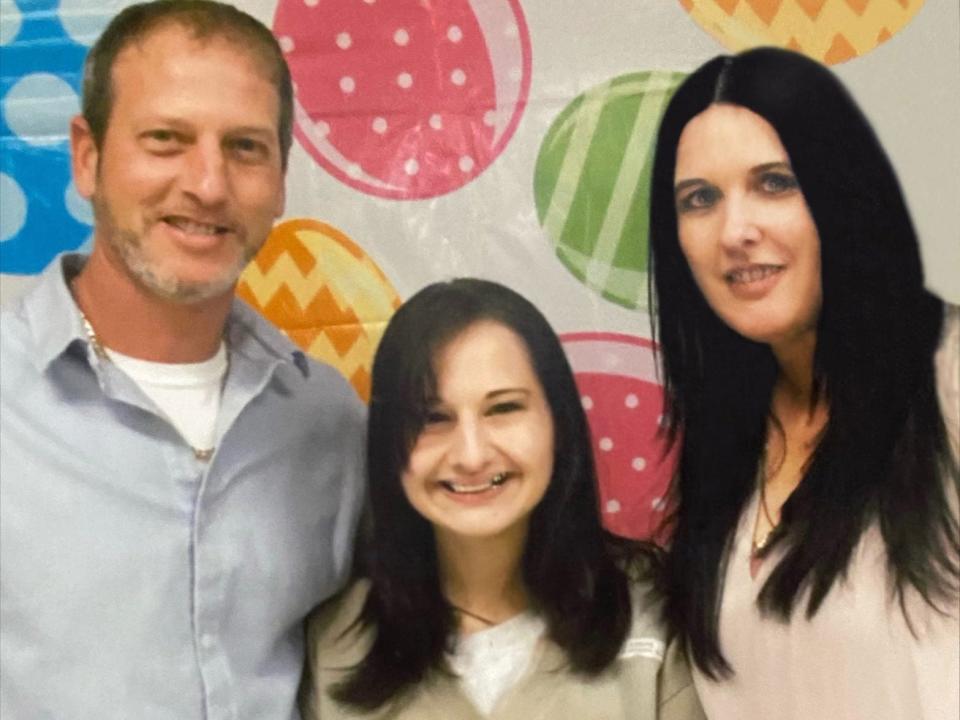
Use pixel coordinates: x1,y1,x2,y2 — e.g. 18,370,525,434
201,633,215,649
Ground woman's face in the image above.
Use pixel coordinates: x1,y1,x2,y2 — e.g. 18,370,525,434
401,320,555,545
673,103,822,354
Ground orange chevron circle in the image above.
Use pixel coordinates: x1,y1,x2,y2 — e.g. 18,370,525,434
680,0,925,64
236,218,402,401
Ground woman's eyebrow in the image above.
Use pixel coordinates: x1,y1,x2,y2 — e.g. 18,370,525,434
486,388,531,399
750,161,792,174
674,178,705,192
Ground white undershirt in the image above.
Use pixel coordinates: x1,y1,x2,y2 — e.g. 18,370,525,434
105,343,228,453
448,612,545,715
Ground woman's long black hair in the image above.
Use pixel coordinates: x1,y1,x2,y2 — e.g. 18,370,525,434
648,47,959,678
333,278,654,710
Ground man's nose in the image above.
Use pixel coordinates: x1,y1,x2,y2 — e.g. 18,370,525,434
180,139,229,206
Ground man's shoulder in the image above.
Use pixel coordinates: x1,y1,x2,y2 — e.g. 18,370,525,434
1,254,81,357
1,279,46,375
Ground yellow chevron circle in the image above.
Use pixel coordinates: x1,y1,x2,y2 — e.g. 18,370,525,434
237,218,401,401
680,0,925,64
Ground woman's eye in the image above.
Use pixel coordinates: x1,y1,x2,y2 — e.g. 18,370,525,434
676,186,720,213
487,401,524,416
759,171,799,194
423,410,451,425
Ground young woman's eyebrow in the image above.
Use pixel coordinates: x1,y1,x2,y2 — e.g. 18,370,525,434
485,388,531,400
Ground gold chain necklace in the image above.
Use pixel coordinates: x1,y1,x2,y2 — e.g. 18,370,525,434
75,308,216,463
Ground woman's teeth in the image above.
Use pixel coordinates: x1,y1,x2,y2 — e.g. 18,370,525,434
725,265,783,284
441,473,509,494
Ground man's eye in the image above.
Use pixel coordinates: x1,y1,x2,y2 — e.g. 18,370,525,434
677,186,720,213
143,129,179,146
759,171,799,194
229,137,268,160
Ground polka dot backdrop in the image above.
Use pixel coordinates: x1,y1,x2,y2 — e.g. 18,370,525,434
0,0,140,274
1,0,957,540
274,0,532,199
562,332,677,541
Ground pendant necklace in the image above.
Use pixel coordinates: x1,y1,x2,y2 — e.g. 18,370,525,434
751,457,780,559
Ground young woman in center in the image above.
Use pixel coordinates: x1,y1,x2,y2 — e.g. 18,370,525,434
300,279,704,720
648,47,959,718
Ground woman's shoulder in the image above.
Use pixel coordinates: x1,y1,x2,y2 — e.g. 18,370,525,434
305,578,374,661
615,577,705,719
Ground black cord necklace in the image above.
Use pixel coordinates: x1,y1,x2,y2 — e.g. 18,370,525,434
450,604,496,627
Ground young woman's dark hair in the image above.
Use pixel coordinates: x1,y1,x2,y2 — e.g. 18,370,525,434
648,47,959,678
333,278,652,710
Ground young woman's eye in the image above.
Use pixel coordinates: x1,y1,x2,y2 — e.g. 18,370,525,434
759,171,799,194
676,186,720,213
423,410,451,426
487,400,524,416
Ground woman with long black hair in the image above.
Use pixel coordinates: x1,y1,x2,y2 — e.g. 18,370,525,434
300,279,704,720
648,47,958,719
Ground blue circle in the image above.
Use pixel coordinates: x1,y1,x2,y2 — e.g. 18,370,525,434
0,173,27,241
4,72,79,146
60,0,138,47
0,0,97,274
0,1,23,46
64,178,93,225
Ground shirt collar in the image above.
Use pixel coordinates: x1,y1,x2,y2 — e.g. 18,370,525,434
24,253,89,371
23,252,301,375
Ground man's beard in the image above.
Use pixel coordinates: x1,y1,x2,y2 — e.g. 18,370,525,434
94,195,255,304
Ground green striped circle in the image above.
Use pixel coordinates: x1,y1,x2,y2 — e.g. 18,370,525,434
534,71,685,310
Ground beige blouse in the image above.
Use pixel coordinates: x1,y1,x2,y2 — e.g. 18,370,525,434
694,305,960,720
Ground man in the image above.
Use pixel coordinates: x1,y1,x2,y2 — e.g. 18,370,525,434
0,2,365,718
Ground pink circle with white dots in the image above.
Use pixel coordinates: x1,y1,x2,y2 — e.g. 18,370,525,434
561,332,678,543
274,0,532,200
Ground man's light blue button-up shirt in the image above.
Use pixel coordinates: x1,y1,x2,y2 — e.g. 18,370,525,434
0,254,366,719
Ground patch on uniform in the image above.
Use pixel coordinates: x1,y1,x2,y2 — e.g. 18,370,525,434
619,637,664,661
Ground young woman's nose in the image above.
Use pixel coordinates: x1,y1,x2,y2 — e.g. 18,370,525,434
448,418,493,473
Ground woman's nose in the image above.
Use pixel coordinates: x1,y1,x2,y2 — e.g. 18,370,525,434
449,418,493,473
719,194,762,250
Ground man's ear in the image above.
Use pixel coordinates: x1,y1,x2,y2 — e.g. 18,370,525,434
70,115,98,200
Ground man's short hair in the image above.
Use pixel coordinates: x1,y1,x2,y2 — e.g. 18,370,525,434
82,0,294,168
